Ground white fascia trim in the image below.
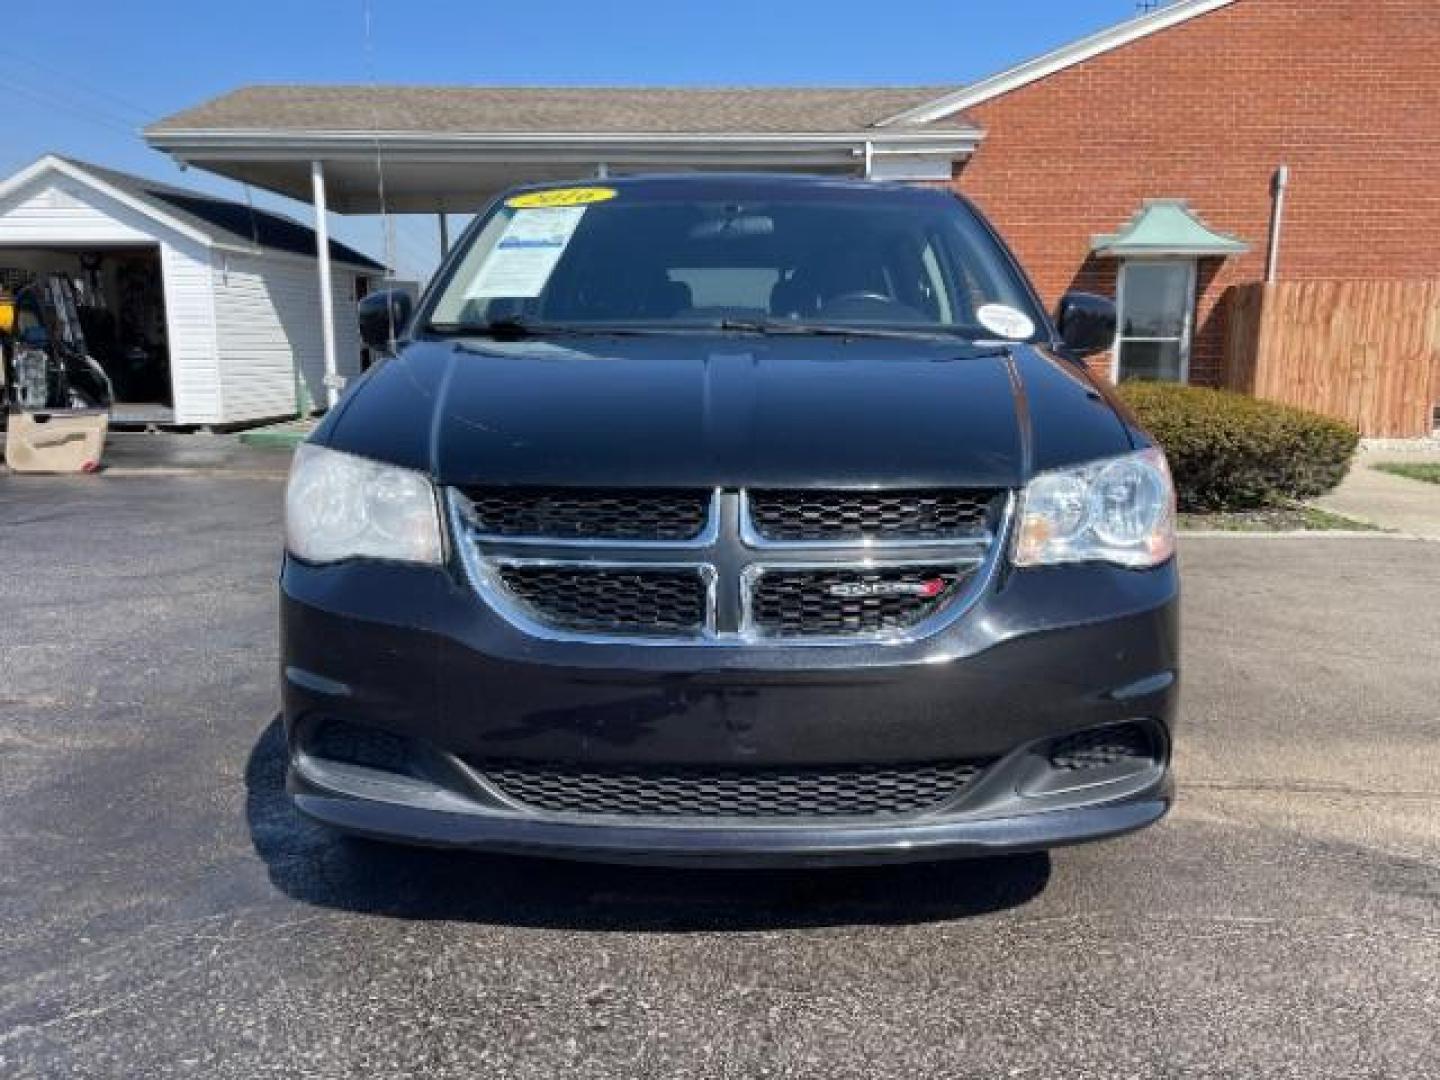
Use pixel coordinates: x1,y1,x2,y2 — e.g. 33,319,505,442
874,0,1241,126
146,128,984,159
0,154,216,250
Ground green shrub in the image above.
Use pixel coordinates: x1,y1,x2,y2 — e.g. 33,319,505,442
1116,383,1359,511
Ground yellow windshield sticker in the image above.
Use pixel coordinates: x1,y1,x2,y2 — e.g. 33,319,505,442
506,186,618,209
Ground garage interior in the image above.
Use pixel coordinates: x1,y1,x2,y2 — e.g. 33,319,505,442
0,244,171,423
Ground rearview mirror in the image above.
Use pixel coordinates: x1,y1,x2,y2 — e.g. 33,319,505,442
1055,292,1117,358
358,289,414,354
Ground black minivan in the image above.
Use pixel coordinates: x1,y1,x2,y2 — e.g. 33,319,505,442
281,175,1178,866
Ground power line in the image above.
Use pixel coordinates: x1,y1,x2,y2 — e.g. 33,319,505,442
0,76,138,137
0,45,151,123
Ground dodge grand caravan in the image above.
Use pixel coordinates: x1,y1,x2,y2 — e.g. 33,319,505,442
281,175,1179,866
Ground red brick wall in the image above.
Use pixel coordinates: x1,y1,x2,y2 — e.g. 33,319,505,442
950,0,1440,386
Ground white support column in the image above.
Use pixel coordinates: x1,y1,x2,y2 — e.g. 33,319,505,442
311,159,341,408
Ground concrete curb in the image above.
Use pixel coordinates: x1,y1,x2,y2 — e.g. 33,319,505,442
1181,529,1429,540
97,467,287,480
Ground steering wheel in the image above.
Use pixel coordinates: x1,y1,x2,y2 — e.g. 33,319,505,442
822,290,929,323
830,291,894,306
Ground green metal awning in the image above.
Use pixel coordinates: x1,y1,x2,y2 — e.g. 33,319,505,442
1092,199,1249,258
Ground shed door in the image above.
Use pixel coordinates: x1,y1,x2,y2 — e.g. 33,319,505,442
1113,259,1195,383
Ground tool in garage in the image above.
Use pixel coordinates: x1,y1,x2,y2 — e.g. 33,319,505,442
2,275,112,473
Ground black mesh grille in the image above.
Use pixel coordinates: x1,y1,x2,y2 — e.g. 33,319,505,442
750,566,968,638
1050,725,1156,771
462,487,711,542
499,566,707,636
476,759,990,818
306,719,413,773
747,489,999,543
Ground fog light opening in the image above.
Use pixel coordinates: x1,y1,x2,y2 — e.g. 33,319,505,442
301,717,420,778
1048,722,1158,773
1015,721,1166,799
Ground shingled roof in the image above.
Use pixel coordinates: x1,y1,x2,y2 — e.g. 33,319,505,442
53,156,382,270
147,85,972,136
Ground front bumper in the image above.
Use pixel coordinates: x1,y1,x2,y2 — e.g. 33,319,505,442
290,772,1172,868
281,553,1180,867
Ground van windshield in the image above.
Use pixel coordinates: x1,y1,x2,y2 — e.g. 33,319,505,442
426,187,1044,340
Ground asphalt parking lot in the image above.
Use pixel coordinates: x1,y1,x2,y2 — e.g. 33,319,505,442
2,447,1437,1079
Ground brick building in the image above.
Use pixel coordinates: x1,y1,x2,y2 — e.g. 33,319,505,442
148,0,1439,430
902,0,1440,389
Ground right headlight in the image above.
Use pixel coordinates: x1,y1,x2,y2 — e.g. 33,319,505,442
1013,446,1176,569
285,444,442,566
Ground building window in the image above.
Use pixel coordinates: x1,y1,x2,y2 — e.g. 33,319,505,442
1113,259,1196,383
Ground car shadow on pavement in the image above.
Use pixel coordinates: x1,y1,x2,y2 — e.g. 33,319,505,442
246,718,1051,931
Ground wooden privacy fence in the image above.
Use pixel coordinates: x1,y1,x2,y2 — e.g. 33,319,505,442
1224,280,1440,437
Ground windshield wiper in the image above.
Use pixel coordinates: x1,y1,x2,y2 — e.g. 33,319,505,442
425,318,998,343
717,319,979,342
425,317,568,339
425,318,707,339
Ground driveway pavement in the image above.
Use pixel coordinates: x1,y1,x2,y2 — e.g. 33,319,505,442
1,462,1437,1079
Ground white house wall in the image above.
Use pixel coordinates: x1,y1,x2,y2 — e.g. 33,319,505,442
212,251,365,423
0,174,154,245
161,240,224,424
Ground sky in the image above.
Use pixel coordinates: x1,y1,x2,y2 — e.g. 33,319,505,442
1,0,1147,281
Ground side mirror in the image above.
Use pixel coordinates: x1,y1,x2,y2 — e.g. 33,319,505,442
1055,292,1117,358
358,289,414,354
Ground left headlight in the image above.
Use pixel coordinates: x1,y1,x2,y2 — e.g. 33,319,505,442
1013,446,1176,569
285,444,442,565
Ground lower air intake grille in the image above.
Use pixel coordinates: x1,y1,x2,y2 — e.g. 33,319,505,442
306,718,413,773
749,566,968,638
1050,724,1156,771
499,565,708,636
747,489,999,543
461,487,711,542
476,759,990,818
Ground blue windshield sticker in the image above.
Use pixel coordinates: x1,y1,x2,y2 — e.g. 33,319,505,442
466,206,587,299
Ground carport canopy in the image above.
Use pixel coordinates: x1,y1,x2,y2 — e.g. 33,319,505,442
144,84,983,405
144,85,984,214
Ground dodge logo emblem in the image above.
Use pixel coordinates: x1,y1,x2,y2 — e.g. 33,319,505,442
828,578,949,599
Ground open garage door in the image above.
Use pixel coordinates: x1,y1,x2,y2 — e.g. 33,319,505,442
0,244,172,424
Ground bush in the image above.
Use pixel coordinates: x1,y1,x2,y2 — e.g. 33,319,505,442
1116,383,1359,511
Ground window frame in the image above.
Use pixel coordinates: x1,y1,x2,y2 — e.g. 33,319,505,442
1111,258,1197,384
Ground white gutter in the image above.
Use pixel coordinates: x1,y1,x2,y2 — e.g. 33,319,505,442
145,128,984,162
148,128,982,145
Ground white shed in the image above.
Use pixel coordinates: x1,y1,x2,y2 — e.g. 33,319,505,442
0,154,381,426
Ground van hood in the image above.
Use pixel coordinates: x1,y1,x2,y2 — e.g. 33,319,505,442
320,335,1136,489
